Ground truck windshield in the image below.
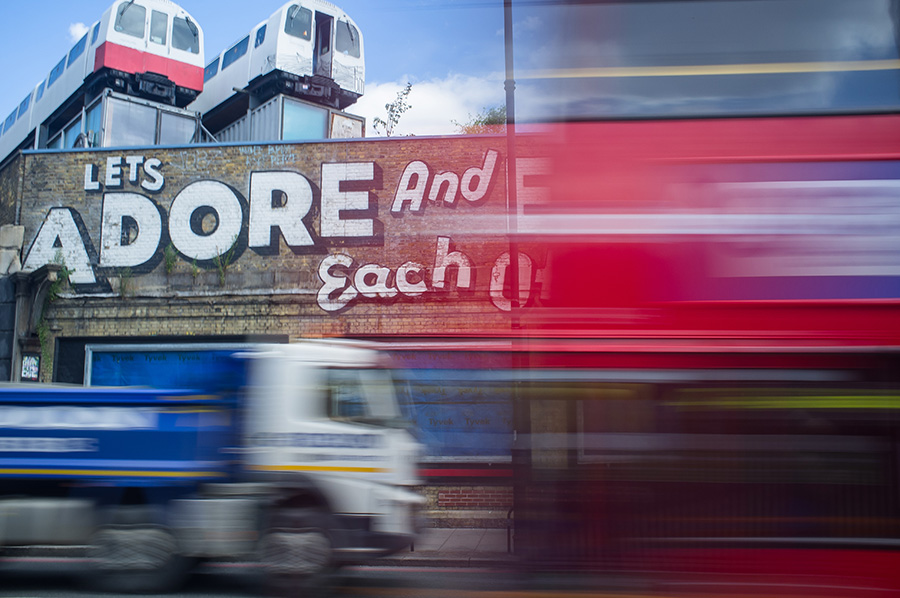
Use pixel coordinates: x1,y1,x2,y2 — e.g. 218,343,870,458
328,368,406,428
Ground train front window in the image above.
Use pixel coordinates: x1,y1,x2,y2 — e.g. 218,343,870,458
115,2,146,39
255,25,267,48
284,5,312,41
150,10,167,45
336,21,360,58
172,17,199,54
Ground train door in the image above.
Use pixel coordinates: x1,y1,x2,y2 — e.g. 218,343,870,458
314,12,333,79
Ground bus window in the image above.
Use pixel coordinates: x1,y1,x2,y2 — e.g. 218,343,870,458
115,2,146,39
67,33,88,67
255,24,267,48
284,5,312,40
204,58,219,82
537,0,900,118
222,36,249,71
150,10,167,45
172,17,199,54
336,21,359,58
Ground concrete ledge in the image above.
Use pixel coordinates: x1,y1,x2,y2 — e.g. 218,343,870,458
425,510,512,529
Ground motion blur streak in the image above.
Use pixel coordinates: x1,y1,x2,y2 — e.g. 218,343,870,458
524,59,900,79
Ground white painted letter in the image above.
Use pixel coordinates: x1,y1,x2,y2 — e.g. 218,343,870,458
429,172,459,206
490,251,534,311
169,181,242,261
141,158,164,192
321,162,375,237
317,253,359,312
105,157,122,188
391,161,429,214
354,264,397,298
99,193,162,268
83,164,100,191
125,155,144,183
432,236,472,290
22,208,95,284
397,262,427,297
461,150,499,203
248,171,314,249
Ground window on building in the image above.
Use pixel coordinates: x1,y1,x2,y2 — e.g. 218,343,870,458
172,17,199,53
282,97,327,140
115,2,146,39
104,97,156,146
84,100,103,147
336,20,360,58
150,10,167,45
159,110,196,145
222,36,249,70
204,58,219,82
67,33,88,67
284,5,312,40
64,117,83,148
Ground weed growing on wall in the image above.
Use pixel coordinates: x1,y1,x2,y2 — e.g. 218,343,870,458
164,242,177,274
213,236,238,286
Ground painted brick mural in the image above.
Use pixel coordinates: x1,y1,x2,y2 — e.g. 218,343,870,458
6,136,547,345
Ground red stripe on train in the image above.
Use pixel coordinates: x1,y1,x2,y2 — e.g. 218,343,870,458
94,42,203,92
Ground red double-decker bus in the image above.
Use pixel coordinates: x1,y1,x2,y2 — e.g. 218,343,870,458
490,0,900,593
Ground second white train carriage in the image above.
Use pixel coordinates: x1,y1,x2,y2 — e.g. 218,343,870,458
0,0,204,167
193,0,364,137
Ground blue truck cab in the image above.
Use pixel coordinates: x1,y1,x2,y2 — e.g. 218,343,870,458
0,341,423,592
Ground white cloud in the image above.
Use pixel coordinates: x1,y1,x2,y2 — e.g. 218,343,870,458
69,22,89,43
352,74,506,137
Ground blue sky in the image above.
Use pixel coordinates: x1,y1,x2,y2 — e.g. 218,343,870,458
0,0,543,136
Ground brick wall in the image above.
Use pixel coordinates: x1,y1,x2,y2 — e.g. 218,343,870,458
417,483,514,529
5,136,548,371
2,137,545,527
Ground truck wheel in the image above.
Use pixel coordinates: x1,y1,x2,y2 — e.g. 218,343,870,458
260,508,335,596
87,525,191,593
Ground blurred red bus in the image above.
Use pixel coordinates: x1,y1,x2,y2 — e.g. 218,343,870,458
485,0,900,592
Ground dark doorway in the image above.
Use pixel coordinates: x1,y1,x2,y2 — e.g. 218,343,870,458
314,12,333,79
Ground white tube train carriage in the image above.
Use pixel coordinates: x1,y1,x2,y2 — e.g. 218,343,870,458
193,0,364,136
0,0,204,166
